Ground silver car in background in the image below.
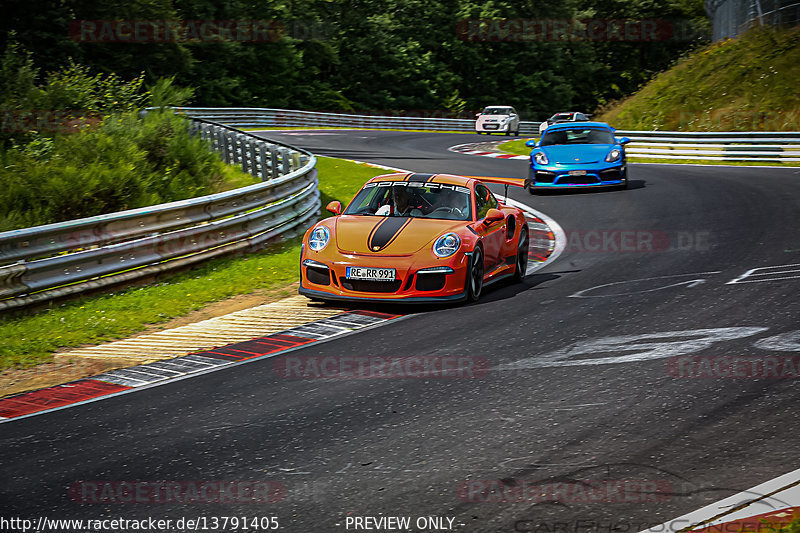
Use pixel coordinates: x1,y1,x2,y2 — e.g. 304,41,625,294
475,106,520,135
538,111,589,134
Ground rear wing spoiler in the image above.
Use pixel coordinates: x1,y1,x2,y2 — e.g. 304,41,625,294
466,175,527,188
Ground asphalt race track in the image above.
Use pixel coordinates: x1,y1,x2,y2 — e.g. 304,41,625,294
2,130,799,532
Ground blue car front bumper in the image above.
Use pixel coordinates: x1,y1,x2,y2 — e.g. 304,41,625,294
526,162,627,189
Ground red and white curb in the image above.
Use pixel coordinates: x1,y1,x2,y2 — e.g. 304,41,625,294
0,310,401,422
449,141,529,160
642,468,800,532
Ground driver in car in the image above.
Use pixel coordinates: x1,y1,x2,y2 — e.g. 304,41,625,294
376,185,423,216
429,187,469,219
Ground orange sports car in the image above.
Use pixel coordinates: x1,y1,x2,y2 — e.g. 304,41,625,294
299,173,529,303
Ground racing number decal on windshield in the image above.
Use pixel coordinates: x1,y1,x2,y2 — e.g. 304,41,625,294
499,327,771,369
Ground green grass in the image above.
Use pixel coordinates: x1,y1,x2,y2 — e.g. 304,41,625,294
597,25,800,131
0,156,390,370
497,138,536,157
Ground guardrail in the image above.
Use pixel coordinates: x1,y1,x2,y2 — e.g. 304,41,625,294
705,0,800,40
179,107,800,163
616,130,800,163
0,116,320,312
175,107,545,135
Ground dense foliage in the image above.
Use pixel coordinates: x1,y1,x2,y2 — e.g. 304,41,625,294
0,57,255,230
1,0,709,119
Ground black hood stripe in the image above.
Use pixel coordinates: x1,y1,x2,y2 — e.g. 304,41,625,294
368,217,412,251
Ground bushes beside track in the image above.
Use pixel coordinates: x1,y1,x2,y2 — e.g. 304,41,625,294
0,57,256,231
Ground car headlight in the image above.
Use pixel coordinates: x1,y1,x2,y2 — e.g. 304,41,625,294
606,148,622,162
433,232,461,258
308,226,330,251
534,152,549,165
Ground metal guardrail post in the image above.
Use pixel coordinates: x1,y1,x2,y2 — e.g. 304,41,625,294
280,148,291,174
271,145,280,177
258,141,270,181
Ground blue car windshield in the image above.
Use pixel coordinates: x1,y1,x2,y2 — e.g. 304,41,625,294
540,128,615,146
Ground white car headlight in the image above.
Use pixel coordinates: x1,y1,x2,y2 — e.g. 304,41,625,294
308,226,330,251
534,152,549,165
433,233,461,258
606,148,622,163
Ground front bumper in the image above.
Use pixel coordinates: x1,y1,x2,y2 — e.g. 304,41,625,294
299,251,471,303
476,121,511,133
527,163,627,189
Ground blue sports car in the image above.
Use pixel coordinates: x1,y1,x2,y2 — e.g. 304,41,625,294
524,122,631,193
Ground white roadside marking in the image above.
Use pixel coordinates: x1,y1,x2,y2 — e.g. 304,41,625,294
569,272,722,298
726,263,800,284
502,197,567,276
497,327,770,370
640,467,800,533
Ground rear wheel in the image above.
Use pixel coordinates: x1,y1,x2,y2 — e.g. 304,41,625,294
513,227,529,282
466,246,484,302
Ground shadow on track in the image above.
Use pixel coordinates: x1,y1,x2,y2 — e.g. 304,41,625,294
304,270,580,315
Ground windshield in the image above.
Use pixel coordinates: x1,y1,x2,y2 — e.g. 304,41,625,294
481,107,511,115
551,113,573,121
344,182,472,221
540,128,616,146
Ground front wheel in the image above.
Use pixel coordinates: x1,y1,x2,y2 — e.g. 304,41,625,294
466,247,484,302
513,227,529,282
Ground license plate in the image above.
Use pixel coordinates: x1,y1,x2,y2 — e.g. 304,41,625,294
484,124,498,129
346,267,396,281
569,170,587,176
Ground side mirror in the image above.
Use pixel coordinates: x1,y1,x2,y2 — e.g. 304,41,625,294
525,139,538,148
618,137,631,145
326,200,341,215
483,209,505,225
